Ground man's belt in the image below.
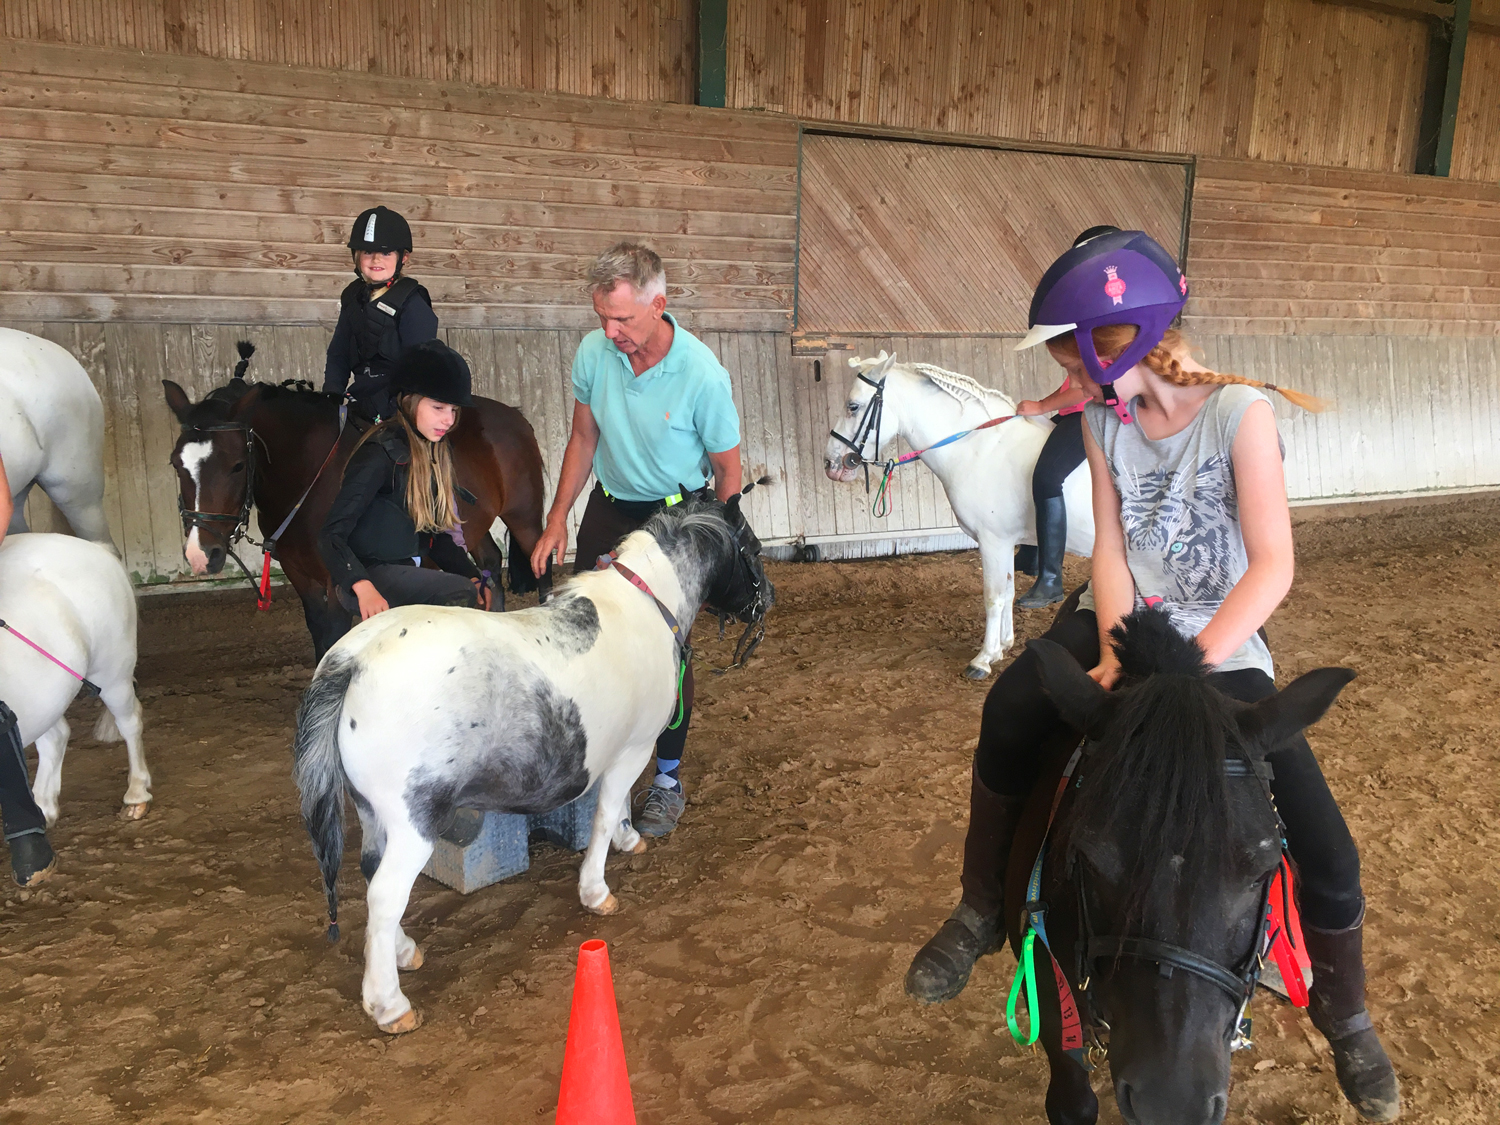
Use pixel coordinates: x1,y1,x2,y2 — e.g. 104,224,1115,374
601,484,685,507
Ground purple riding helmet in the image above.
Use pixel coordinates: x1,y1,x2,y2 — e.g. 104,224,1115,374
1015,228,1188,425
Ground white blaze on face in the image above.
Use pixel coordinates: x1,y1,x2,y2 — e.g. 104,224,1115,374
179,439,213,574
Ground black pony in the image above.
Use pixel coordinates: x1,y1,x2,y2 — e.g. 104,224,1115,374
1005,607,1354,1125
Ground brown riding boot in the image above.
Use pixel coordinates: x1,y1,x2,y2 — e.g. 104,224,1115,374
905,767,1025,1004
1305,909,1402,1122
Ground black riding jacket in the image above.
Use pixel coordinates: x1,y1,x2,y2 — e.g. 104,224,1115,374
318,426,479,593
323,277,438,419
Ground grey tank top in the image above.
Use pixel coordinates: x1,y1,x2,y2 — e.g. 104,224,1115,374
1078,383,1275,676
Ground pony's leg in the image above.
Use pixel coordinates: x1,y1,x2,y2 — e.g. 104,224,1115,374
99,687,151,818
579,745,654,915
966,537,1017,680
40,476,114,547
7,481,32,535
31,718,69,827
1042,1038,1099,1125
608,778,647,856
361,816,434,1033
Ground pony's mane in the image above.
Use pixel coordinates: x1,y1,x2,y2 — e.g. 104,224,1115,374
851,352,1016,414
179,378,336,429
1066,608,1232,929
639,499,737,567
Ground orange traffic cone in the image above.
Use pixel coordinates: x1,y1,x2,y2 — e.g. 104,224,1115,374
556,940,636,1125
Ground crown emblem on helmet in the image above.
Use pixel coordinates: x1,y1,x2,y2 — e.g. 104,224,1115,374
1103,265,1126,305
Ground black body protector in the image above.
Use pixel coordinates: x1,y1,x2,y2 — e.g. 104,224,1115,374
339,276,429,423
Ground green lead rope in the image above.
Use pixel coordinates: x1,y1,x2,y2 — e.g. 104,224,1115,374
666,649,689,730
1006,929,1041,1046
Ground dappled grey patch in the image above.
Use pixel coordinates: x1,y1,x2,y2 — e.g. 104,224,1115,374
402,673,589,838
544,593,601,657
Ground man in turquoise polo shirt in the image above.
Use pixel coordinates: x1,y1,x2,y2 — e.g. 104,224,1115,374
531,243,742,837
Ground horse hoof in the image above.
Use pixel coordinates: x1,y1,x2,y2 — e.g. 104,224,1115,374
586,893,619,916
962,664,990,681
119,801,151,821
379,1009,423,1035
399,945,424,971
629,837,648,855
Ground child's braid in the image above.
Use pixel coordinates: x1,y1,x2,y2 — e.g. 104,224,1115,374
1144,342,1330,413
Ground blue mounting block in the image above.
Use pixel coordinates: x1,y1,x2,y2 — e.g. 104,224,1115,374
421,786,599,895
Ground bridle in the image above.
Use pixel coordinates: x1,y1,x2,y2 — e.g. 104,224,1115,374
177,420,258,548
1010,749,1289,1069
174,400,347,609
827,371,887,484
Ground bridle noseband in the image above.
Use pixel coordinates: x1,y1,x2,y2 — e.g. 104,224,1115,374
827,371,886,480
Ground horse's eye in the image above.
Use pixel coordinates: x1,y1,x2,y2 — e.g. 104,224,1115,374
847,402,859,414
231,462,245,473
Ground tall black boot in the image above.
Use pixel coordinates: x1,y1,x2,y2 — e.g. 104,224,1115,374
0,701,55,888
905,767,1025,1004
1017,495,1067,608
1305,909,1402,1122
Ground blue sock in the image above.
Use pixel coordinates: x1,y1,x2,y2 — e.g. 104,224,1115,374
653,757,681,791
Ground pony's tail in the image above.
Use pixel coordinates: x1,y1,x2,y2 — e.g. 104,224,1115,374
293,653,357,943
233,340,255,380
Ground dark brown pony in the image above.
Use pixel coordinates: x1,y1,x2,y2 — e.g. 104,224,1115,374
163,362,550,660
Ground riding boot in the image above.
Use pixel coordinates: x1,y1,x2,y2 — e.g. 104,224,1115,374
1013,544,1038,578
1017,496,1067,609
905,767,1025,1004
1304,908,1402,1122
0,702,54,888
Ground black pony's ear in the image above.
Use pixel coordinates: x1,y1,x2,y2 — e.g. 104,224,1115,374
163,379,193,424
1238,667,1356,756
1028,639,1117,738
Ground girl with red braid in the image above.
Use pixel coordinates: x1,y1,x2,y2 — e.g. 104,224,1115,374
905,230,1399,1121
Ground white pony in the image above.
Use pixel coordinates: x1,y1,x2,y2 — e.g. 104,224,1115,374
0,328,114,547
293,496,771,1033
0,533,150,823
825,352,1094,679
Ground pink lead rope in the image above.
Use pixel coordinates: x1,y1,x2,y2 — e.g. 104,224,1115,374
0,618,100,696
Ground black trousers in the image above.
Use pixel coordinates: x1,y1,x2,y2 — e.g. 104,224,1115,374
339,563,478,613
0,701,46,841
1032,411,1086,504
973,601,1364,931
573,483,694,765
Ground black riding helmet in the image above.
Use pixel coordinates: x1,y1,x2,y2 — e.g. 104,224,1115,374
392,340,473,407
348,206,414,279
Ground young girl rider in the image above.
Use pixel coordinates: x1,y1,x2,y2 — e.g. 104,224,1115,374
324,206,439,425
319,340,490,620
1014,226,1119,609
905,230,1400,1121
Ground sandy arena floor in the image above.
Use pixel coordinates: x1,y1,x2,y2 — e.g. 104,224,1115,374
1,496,1498,1125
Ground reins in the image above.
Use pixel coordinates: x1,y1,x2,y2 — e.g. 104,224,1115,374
598,555,693,729
829,372,1019,517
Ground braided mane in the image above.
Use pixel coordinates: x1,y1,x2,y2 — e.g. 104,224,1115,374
850,352,1015,414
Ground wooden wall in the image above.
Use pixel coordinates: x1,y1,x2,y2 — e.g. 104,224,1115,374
729,0,1432,175
1452,30,1500,184
796,135,1189,334
0,0,696,102
1185,158,1500,337
0,40,798,331
16,315,1494,583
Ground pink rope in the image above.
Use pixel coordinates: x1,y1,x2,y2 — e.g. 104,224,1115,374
0,620,89,682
